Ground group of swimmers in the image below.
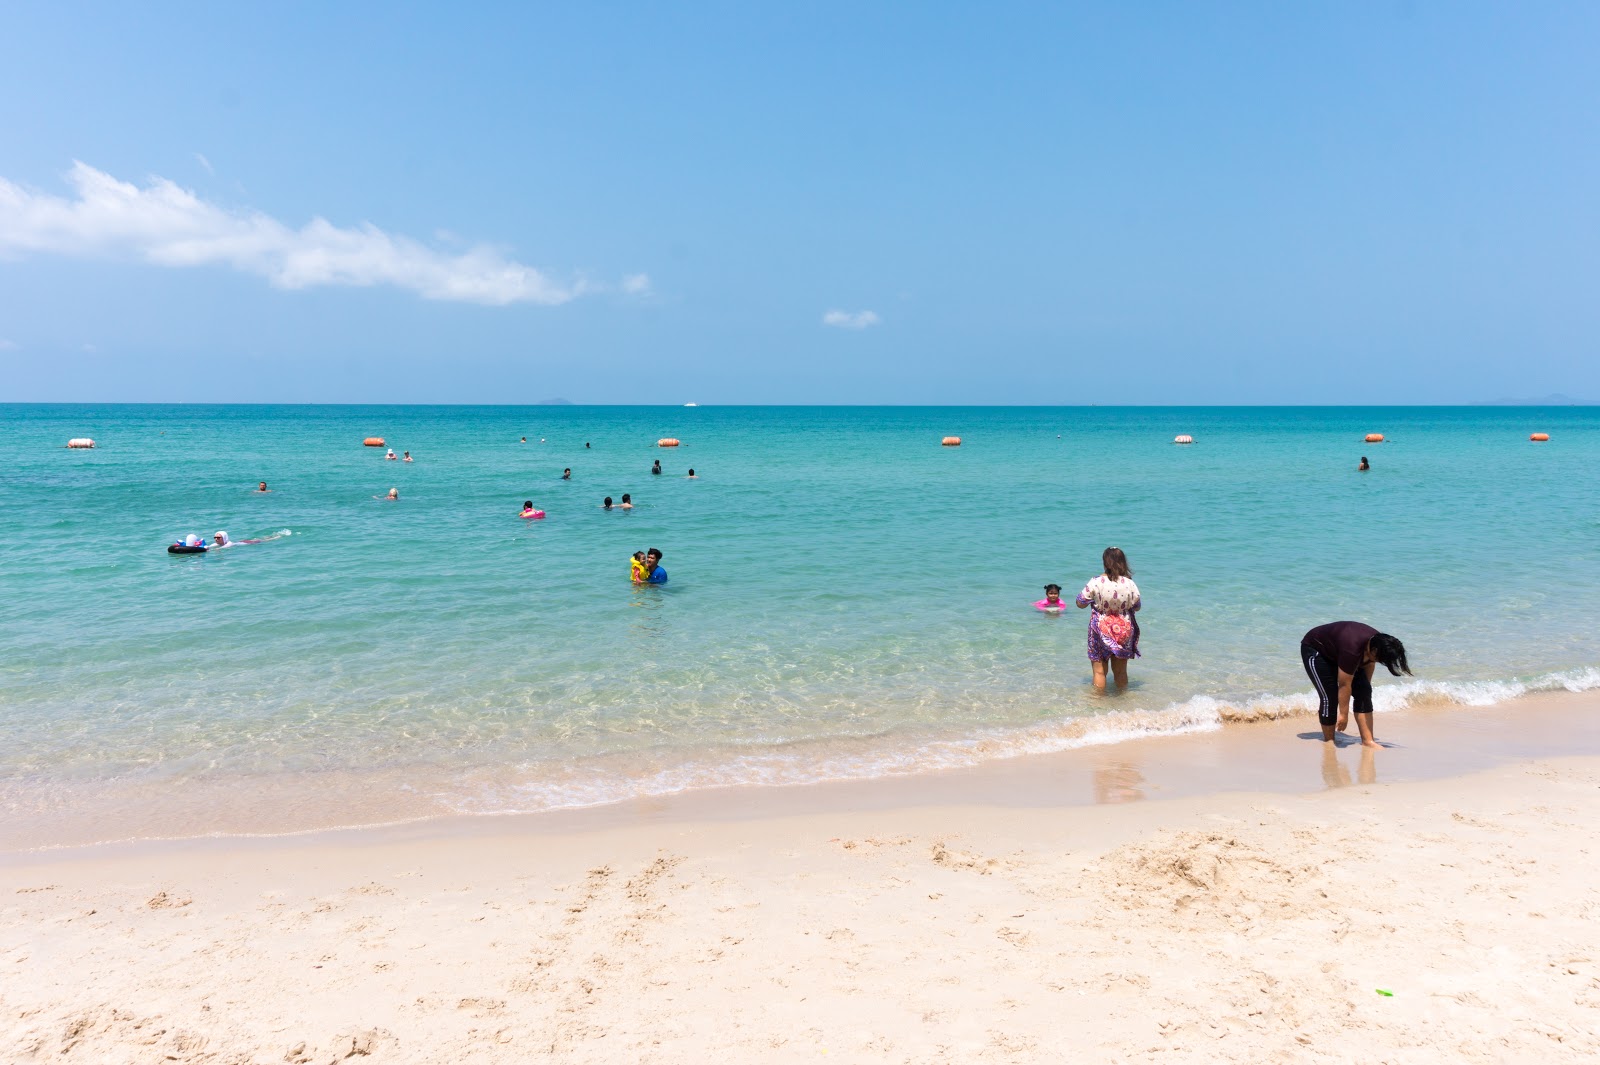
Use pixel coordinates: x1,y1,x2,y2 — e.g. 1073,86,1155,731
1035,546,1410,749
383,448,415,462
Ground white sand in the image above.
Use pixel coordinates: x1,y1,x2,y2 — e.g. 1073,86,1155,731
5,731,1600,1063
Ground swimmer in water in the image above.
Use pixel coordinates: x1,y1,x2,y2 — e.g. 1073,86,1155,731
255,481,271,493
687,468,697,479
1034,583,1065,612
403,451,413,462
585,442,591,449
641,548,667,584
385,449,397,461
1359,456,1370,471
520,500,538,518
620,493,633,510
562,468,571,480
376,488,399,501
630,551,648,582
651,459,662,475
521,436,527,443
212,531,235,549
603,496,614,510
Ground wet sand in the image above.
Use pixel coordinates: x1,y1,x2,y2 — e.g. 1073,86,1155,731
4,692,1600,1062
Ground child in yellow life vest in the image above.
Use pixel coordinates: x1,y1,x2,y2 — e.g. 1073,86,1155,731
630,551,648,582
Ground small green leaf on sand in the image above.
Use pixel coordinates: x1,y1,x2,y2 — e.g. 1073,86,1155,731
1375,988,1394,997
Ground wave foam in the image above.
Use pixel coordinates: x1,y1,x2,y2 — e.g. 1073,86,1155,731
445,667,1600,818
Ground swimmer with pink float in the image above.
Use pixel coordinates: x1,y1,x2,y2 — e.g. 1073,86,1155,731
519,500,546,519
1034,583,1066,613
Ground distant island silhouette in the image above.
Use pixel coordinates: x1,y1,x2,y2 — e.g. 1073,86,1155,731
1473,393,1594,406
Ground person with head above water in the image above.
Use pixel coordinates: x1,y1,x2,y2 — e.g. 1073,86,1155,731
641,547,667,584
1076,547,1141,691
520,500,538,517
385,449,397,460
562,468,572,480
620,493,633,510
403,451,413,462
255,481,270,493
651,459,662,475
212,531,235,549
602,496,613,510
1301,622,1410,748
1035,583,1065,612
521,436,527,443
1359,456,1370,471
630,551,648,582
687,468,697,479
378,487,398,501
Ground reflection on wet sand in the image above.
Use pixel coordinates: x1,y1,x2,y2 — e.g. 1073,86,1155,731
1320,744,1377,789
1092,759,1146,804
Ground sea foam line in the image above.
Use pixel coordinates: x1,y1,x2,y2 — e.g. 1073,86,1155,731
444,667,1600,817
447,666,1600,817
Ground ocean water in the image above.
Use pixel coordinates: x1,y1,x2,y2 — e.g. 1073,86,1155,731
2,404,1598,844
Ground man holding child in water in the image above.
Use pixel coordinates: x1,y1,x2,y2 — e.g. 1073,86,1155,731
630,548,667,584
1300,622,1410,748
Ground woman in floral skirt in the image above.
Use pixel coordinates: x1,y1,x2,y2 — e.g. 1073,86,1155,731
1076,547,1141,690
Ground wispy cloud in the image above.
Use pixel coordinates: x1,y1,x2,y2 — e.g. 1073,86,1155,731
621,273,652,296
194,152,214,176
822,309,880,329
0,162,608,306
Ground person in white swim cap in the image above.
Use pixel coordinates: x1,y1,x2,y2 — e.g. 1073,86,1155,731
213,531,235,548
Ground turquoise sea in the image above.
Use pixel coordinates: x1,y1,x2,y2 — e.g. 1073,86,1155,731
2,404,1597,845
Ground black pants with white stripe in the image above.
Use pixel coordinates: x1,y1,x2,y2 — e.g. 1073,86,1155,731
1301,643,1373,727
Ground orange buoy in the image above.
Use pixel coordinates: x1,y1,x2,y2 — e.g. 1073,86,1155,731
66,438,95,449
363,437,385,447
1173,434,1193,445
941,436,961,446
1530,432,1550,442
1365,433,1384,443
657,438,681,447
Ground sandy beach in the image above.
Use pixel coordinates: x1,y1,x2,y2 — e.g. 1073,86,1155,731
6,694,1600,1063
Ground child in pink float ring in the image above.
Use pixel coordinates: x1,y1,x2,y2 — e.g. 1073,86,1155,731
1034,584,1066,613
1076,547,1141,691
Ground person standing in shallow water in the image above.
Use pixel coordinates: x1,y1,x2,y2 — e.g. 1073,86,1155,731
1075,547,1141,690
1301,622,1410,748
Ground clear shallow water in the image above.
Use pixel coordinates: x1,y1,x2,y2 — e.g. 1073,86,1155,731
2,404,1597,842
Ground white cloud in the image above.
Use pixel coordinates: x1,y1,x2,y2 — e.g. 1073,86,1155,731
0,162,601,306
621,273,652,296
822,309,880,329
195,152,214,175
0,338,17,351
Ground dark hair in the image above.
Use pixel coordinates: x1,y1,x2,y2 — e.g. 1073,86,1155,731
622,493,631,502
603,496,613,507
1043,583,1061,593
646,548,662,561
1370,633,1411,676
523,500,532,508
1102,546,1132,580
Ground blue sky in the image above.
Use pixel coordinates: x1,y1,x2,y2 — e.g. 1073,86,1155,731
2,2,1597,404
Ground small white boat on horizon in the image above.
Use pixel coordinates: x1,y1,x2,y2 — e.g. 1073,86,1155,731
683,402,698,407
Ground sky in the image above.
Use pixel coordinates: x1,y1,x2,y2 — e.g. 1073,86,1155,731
2,2,1597,404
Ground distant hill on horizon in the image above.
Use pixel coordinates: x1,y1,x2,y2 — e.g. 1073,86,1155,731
1473,393,1595,406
